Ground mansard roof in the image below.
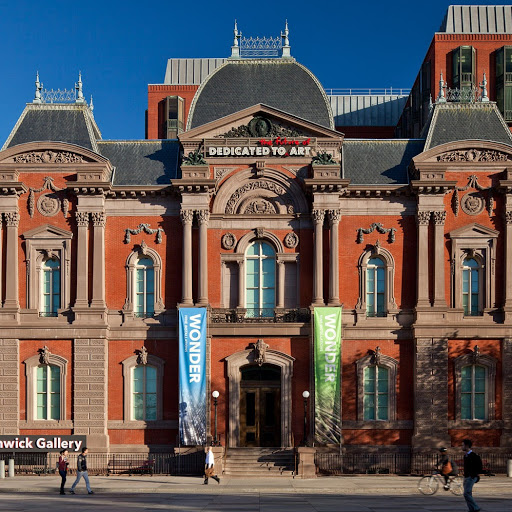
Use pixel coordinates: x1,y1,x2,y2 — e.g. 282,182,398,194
2,103,101,152
424,102,512,151
187,59,334,130
343,139,424,185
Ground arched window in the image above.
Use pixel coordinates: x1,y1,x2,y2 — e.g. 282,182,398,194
462,258,480,316
461,364,486,420
245,241,276,317
134,257,155,318
132,365,157,420
366,257,385,317
363,365,389,420
41,257,60,317
36,364,61,420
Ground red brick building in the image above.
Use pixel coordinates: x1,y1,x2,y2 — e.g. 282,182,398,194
1,6,512,474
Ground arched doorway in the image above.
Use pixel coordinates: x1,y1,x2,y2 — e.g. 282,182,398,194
240,364,281,447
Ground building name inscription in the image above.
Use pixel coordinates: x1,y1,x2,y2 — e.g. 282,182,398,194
0,435,86,452
207,137,312,157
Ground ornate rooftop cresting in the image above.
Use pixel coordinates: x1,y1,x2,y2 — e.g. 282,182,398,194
33,72,90,105
435,71,490,104
230,21,291,59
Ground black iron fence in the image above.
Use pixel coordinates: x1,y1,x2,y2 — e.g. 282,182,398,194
314,452,512,476
0,451,204,476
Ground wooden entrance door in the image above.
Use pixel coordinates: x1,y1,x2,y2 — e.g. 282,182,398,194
239,364,281,447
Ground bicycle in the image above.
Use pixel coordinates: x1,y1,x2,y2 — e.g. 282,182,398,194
418,470,464,495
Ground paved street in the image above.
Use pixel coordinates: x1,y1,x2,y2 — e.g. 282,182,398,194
0,476,510,511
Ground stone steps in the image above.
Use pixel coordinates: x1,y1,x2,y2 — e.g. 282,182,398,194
223,448,296,477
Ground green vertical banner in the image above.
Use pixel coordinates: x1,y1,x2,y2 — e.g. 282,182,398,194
314,307,342,444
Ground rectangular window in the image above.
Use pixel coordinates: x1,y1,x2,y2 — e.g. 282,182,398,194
461,365,486,420
363,366,389,420
132,365,157,421
36,365,60,420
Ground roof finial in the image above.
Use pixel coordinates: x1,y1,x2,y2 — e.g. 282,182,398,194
230,20,242,59
281,20,291,58
480,71,489,102
75,71,85,104
33,71,43,104
90,94,94,113
437,71,447,103
429,94,433,112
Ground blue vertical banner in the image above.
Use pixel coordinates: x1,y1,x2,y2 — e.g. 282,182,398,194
179,308,207,445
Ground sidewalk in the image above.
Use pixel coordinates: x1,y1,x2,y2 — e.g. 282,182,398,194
0,474,510,495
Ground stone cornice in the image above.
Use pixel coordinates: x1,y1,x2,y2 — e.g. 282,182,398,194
341,184,409,197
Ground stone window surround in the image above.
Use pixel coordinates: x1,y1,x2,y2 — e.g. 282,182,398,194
356,245,398,317
123,246,164,320
453,351,496,422
220,229,299,310
22,225,73,314
24,352,68,424
355,352,398,422
121,354,165,424
448,223,498,313
226,348,295,447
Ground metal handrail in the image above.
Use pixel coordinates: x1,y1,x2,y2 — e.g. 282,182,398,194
325,88,411,96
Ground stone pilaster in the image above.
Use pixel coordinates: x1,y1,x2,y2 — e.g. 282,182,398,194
501,337,512,447
432,211,447,308
90,212,106,309
504,211,512,320
197,209,209,306
180,209,194,306
411,337,450,451
74,211,90,308
312,209,325,306
328,209,341,306
416,211,431,310
277,260,285,309
4,211,19,310
73,339,108,452
0,339,19,434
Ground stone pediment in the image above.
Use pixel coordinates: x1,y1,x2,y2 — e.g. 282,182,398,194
22,224,73,240
180,104,343,141
448,223,499,240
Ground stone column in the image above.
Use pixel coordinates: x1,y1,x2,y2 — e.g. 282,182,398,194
180,209,194,305
277,260,285,309
432,211,447,308
74,211,89,308
312,209,325,306
197,209,209,306
501,337,512,447
73,339,108,452
328,209,341,306
411,337,450,453
416,211,431,309
0,339,19,434
90,212,106,308
504,211,512,318
4,211,19,309
237,260,245,310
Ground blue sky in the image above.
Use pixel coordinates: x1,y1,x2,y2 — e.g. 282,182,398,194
0,1,508,143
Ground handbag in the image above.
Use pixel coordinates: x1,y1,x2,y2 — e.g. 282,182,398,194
442,461,452,475
205,466,214,477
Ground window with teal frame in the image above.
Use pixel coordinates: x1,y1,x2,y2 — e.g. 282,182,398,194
462,258,480,316
134,257,155,318
366,257,385,317
41,258,60,317
363,365,389,420
36,365,60,420
132,365,157,420
245,241,275,317
461,365,486,420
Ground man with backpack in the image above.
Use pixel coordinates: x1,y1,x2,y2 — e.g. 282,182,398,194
462,439,482,512
70,447,94,495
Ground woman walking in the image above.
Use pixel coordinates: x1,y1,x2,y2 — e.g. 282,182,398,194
58,449,69,495
204,447,220,485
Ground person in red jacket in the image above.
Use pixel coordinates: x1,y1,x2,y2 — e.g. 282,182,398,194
462,439,483,512
58,449,69,495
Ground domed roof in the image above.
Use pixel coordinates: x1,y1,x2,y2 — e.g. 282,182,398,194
187,60,334,130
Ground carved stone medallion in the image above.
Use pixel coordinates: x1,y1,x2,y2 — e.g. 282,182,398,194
221,232,237,250
284,232,299,248
243,199,276,215
461,192,484,216
248,116,272,137
37,193,60,217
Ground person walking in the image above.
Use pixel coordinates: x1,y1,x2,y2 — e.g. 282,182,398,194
204,447,220,485
437,447,458,490
70,447,94,494
462,439,482,512
58,449,69,495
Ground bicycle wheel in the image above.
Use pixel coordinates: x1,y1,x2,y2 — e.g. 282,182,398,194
449,476,464,496
418,475,439,495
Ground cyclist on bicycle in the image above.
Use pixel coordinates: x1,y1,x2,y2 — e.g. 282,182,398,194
437,447,458,489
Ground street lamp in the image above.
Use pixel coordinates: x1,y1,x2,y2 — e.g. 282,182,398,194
302,390,310,446
212,390,220,446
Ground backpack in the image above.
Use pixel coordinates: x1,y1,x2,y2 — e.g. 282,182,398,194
441,460,452,475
